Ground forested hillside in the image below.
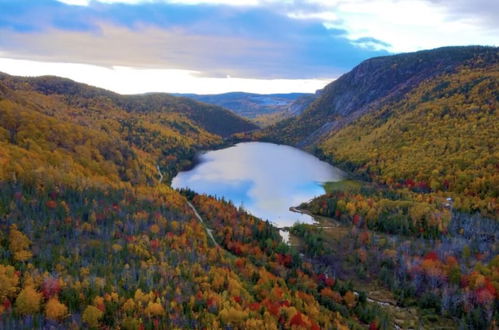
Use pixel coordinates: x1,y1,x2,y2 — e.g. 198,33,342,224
250,46,498,218
0,75,227,186
0,74,389,328
318,52,498,219
243,46,499,328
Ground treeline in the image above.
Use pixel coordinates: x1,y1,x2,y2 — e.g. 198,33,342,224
306,188,452,238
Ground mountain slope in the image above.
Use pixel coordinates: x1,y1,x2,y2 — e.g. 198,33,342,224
270,47,498,329
262,46,498,147
0,74,258,137
319,58,499,218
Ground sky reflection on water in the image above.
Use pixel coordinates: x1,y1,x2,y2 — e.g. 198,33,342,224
172,142,343,227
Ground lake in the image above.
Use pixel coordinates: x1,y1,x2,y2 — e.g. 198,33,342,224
172,142,344,228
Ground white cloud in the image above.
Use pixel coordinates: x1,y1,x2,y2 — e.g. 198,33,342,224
166,0,259,5
287,11,338,21
293,0,499,52
282,0,499,52
53,0,498,52
56,0,156,5
57,0,91,5
0,23,291,79
0,57,330,94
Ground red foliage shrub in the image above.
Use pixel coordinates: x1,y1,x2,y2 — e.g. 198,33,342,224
424,251,439,261
289,312,307,327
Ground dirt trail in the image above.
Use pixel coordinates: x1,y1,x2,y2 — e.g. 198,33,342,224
185,200,221,249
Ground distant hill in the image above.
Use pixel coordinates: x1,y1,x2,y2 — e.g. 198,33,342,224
0,74,258,137
175,92,316,119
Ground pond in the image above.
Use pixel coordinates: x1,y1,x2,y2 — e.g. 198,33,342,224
172,142,343,228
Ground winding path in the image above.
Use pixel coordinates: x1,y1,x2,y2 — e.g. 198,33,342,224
185,200,221,249
156,165,164,184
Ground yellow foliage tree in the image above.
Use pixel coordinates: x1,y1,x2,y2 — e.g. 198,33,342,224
123,298,136,313
121,317,141,330
150,224,160,234
219,306,248,324
144,301,165,317
9,225,32,262
82,305,103,328
15,286,42,315
45,297,68,321
0,264,19,301
343,291,357,308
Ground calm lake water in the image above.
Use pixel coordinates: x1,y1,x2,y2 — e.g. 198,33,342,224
172,142,343,228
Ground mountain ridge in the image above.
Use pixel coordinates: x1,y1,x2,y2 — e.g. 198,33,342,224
260,45,498,147
0,71,260,186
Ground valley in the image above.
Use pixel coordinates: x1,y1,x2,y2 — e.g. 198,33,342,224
174,92,316,127
0,45,497,329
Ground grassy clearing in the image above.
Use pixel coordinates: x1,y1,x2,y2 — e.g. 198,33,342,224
323,179,362,193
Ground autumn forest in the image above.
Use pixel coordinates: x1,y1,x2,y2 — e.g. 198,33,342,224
0,45,497,330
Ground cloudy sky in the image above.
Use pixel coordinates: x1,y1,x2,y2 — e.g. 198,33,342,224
0,0,497,94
